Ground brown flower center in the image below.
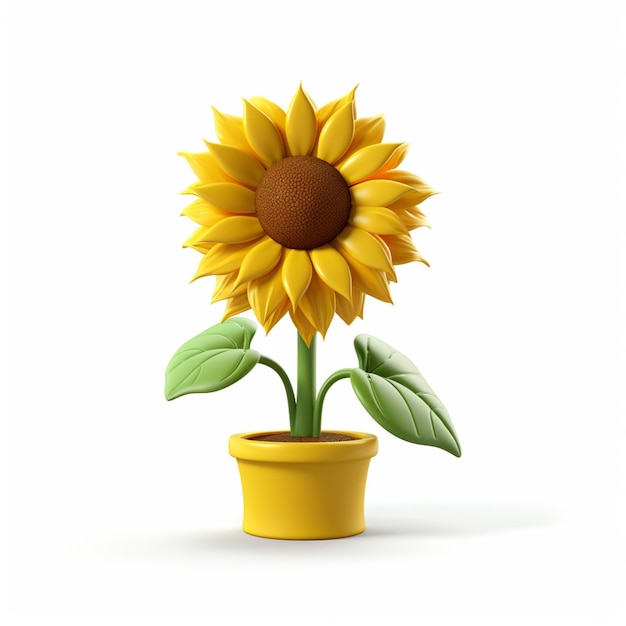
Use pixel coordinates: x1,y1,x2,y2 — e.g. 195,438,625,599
255,156,352,250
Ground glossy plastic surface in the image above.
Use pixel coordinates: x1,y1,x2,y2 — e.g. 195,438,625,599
229,431,378,539
180,85,436,343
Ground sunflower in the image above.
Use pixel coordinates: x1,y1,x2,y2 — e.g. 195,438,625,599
181,85,435,345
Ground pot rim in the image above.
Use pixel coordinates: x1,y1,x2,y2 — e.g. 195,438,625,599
229,430,378,463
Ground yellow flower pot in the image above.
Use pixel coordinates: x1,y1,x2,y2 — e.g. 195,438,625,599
229,431,378,540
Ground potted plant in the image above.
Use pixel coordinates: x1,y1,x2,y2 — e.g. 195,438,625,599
165,85,461,540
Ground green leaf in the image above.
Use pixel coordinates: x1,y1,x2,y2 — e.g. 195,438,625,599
351,335,461,457
165,317,260,400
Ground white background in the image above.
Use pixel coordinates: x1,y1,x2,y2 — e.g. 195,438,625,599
2,1,625,624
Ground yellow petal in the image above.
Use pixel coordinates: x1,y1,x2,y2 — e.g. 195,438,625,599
249,96,286,137
345,116,386,155
309,245,352,300
222,293,251,320
243,99,285,167
179,151,233,183
350,179,416,207
388,191,437,211
316,86,357,129
183,225,215,253
211,107,250,154
315,101,355,164
391,206,430,230
382,170,428,186
248,270,288,329
289,308,317,347
236,237,283,285
383,170,437,206
192,182,256,213
191,241,260,276
285,84,317,156
349,206,409,236
262,299,291,334
181,199,232,227
282,248,312,308
204,142,265,188
339,253,393,303
338,143,408,185
336,287,365,325
204,215,265,243
334,226,395,276
212,272,247,303
382,234,430,266
297,274,335,338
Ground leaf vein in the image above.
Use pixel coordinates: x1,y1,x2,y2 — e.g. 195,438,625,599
429,409,438,439
388,379,420,438
366,374,386,418
371,350,399,374
167,348,231,374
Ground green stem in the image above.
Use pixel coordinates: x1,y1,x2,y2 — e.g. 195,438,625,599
313,369,352,437
259,355,296,431
292,333,317,436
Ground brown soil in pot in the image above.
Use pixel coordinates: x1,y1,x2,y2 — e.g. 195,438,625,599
250,433,356,442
